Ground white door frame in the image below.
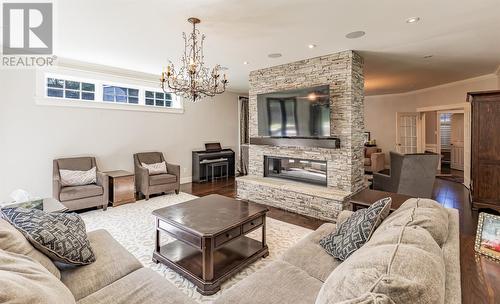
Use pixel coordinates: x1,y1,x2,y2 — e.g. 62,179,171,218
416,103,470,188
436,110,464,172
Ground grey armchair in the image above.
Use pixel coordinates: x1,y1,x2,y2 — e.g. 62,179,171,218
373,151,439,198
133,152,180,200
53,157,109,211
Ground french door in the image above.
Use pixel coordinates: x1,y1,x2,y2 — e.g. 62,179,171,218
450,113,464,170
396,112,419,154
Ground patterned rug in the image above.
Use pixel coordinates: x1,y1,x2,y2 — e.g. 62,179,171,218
80,192,312,303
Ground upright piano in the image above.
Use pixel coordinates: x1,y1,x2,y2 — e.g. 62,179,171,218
192,143,235,183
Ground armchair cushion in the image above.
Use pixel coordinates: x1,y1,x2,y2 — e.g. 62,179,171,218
60,167,97,186
363,158,371,166
60,184,103,202
149,173,177,186
141,161,167,175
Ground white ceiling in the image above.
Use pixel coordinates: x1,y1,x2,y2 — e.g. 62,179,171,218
54,0,500,95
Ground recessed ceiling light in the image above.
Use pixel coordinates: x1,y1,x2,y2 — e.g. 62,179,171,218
308,44,317,49
243,61,249,65
406,17,420,23
345,31,365,39
268,53,282,58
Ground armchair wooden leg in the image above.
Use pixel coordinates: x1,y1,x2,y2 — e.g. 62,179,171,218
175,189,179,195
145,194,150,201
103,204,108,211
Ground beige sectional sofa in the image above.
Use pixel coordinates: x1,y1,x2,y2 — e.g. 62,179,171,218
0,218,196,304
1,197,460,304
215,198,461,304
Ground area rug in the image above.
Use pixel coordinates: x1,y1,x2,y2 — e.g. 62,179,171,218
80,192,312,303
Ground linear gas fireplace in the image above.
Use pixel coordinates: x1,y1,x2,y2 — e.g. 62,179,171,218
264,156,327,186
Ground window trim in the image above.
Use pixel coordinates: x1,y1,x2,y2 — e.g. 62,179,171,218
35,68,184,114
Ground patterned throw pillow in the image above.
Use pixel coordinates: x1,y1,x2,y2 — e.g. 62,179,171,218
141,161,167,175
59,167,97,186
320,197,392,261
0,207,96,265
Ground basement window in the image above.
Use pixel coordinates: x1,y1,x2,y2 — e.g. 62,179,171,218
47,78,95,101
103,85,139,104
145,90,173,107
41,71,183,113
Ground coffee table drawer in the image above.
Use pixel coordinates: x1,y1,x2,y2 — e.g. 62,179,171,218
242,216,263,233
158,220,201,248
215,226,241,247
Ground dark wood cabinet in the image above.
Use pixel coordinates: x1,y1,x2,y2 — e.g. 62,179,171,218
106,170,136,207
468,90,500,212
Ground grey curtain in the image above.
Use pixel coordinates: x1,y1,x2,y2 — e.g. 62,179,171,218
239,96,249,175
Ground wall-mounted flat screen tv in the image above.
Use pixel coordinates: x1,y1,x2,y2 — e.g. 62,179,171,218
257,85,330,137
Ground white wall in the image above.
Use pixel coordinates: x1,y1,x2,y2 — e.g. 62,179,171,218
365,74,499,164
0,68,240,202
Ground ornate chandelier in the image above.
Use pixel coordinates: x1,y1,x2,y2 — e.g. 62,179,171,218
160,17,228,102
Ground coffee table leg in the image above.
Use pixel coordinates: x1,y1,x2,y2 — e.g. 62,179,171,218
202,237,214,281
153,218,160,264
262,216,267,248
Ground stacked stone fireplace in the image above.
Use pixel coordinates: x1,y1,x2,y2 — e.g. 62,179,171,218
237,50,365,221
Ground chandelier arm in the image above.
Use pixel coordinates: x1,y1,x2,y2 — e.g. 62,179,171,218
162,17,228,102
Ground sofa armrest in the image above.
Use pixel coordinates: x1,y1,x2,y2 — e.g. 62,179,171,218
337,210,354,225
373,172,393,192
166,163,180,179
370,152,386,173
135,166,150,193
96,171,109,207
53,175,62,201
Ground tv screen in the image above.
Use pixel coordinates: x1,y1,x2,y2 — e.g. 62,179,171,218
257,85,330,137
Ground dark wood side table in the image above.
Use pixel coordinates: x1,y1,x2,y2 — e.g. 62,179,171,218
152,194,269,295
350,188,412,212
106,170,136,207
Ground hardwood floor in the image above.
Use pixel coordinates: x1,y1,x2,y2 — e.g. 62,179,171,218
181,177,500,304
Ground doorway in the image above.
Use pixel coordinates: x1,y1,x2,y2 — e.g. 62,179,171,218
437,111,464,180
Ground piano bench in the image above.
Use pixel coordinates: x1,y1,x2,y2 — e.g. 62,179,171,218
207,161,229,183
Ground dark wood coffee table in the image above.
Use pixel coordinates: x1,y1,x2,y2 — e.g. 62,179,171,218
152,194,269,295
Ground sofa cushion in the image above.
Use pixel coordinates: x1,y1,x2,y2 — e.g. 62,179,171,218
60,184,103,202
315,224,445,304
1,207,96,265
60,167,97,186
319,197,391,260
281,223,341,282
0,218,61,279
60,229,142,300
77,268,197,304
0,249,76,304
149,173,177,186
215,261,323,304
376,198,449,246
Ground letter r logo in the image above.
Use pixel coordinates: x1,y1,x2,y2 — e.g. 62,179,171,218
2,3,53,55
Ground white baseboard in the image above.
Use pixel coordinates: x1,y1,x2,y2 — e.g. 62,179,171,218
180,176,192,184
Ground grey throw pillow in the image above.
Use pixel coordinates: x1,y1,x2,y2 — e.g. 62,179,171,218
0,207,96,265
320,197,392,260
